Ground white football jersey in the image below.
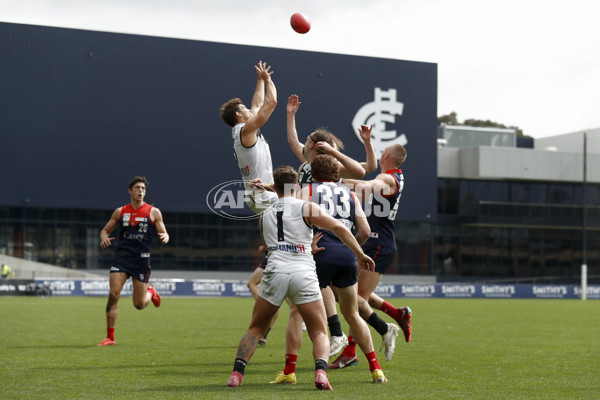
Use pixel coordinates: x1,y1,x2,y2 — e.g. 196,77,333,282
261,196,315,273
232,123,274,188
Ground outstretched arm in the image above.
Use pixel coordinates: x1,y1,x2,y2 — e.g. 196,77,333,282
358,125,377,174
314,141,366,179
343,173,397,203
242,61,278,140
304,202,374,271
286,94,306,162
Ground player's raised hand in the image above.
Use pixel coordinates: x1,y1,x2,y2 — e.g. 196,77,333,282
358,124,373,143
287,94,301,115
254,61,274,81
314,141,334,155
100,237,115,249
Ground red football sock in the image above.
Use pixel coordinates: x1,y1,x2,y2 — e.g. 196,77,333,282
283,354,297,375
107,327,115,341
380,301,401,320
342,336,357,358
365,351,381,372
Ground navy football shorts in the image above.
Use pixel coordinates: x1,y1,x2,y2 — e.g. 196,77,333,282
316,263,358,289
363,246,396,274
110,263,151,283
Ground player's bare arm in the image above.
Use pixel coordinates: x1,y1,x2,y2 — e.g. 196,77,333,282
304,201,374,271
352,195,370,246
249,178,275,193
343,174,396,203
151,207,169,244
286,94,306,162
99,207,122,249
358,124,377,174
250,61,268,112
242,61,277,141
314,141,365,179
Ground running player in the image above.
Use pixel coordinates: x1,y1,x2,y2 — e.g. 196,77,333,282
227,166,375,390
97,176,169,346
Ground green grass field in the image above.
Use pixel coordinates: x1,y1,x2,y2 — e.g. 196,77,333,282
1,296,598,399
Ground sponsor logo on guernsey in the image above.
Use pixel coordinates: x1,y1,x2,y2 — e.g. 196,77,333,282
352,87,408,159
124,232,145,241
268,244,307,253
141,253,150,258
123,213,131,227
135,217,147,222
241,165,250,176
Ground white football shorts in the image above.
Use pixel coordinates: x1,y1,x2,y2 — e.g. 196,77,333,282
258,269,322,306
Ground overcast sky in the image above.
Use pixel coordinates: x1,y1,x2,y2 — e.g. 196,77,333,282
2,0,599,138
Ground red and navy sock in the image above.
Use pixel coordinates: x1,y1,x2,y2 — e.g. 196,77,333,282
107,327,115,341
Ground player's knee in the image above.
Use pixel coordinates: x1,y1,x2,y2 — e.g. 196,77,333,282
107,292,120,306
133,299,146,310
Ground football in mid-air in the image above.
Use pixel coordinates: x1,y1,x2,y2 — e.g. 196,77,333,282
290,12,311,34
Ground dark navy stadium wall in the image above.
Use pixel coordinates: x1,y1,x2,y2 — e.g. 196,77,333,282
0,22,437,222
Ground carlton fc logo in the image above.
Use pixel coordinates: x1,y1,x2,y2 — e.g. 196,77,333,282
352,88,408,158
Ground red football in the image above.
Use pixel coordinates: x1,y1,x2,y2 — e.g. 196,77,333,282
290,12,311,34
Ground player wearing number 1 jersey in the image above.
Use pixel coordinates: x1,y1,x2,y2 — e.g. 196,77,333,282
96,176,169,347
227,166,375,390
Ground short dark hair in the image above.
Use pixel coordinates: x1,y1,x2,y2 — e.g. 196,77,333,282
273,166,298,195
129,176,148,189
220,98,242,127
310,154,340,182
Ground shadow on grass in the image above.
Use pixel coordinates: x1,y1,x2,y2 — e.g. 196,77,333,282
137,382,322,393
